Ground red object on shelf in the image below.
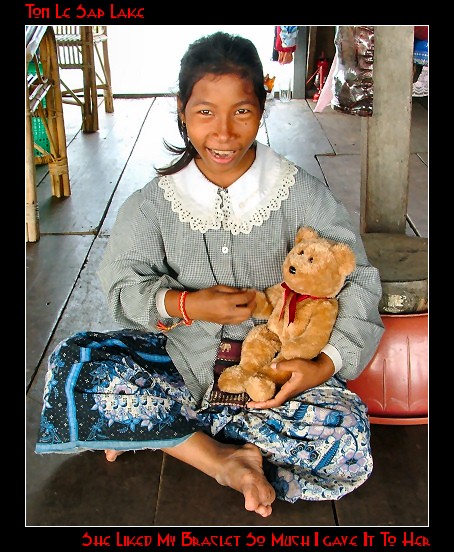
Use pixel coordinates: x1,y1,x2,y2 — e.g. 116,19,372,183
313,53,329,102
347,313,428,425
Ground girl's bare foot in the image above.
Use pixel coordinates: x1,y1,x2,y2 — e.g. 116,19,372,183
105,434,276,517
105,449,126,462
214,443,276,517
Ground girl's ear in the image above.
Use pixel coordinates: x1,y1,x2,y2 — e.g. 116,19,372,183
332,244,356,276
177,97,185,125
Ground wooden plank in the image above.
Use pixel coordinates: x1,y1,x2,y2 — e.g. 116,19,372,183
27,237,120,401
36,98,154,235
310,97,427,158
26,235,162,525
26,234,95,386
316,154,362,226
418,152,428,166
42,237,119,339
408,153,428,237
27,394,163,525
317,154,427,237
99,96,178,236
265,99,333,182
334,424,428,526
155,454,336,526
410,101,428,154
311,108,362,155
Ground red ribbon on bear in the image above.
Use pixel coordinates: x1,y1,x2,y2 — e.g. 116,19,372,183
279,283,327,326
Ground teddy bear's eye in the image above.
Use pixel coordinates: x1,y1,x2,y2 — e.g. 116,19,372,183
309,257,314,263
299,250,304,255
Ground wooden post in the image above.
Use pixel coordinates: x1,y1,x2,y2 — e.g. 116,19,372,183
47,27,71,196
80,26,99,132
292,26,307,99
101,27,114,113
26,90,39,242
360,26,414,234
39,27,71,198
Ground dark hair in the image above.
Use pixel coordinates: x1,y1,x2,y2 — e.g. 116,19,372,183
156,32,266,177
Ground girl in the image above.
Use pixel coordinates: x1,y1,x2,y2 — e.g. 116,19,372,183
36,32,384,518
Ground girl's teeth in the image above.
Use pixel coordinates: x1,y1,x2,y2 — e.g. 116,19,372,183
210,149,235,158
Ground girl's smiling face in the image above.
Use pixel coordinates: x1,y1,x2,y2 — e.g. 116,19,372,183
179,73,263,188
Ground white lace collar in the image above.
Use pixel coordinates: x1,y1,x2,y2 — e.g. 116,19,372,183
157,142,298,235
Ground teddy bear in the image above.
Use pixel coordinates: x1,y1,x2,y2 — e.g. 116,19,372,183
217,227,356,402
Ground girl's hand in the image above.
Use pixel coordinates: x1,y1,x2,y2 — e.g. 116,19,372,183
246,353,335,410
166,285,257,325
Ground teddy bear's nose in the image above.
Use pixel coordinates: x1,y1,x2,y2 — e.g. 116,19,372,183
289,266,296,274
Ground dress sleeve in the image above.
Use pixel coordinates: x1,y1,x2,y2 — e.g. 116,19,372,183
97,186,183,331
300,171,385,381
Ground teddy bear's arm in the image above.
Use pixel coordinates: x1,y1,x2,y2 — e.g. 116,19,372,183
252,284,283,319
281,300,339,360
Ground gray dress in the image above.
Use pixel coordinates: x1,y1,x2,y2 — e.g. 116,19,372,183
36,143,384,502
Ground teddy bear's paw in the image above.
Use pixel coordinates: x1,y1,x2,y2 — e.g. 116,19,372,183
245,375,276,402
218,365,247,394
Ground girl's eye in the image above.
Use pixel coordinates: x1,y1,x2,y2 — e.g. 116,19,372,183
236,108,249,115
199,110,212,115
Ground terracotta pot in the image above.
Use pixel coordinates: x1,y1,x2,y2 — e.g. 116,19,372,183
347,313,428,425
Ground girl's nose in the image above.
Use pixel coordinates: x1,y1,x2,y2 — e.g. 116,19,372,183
213,116,236,141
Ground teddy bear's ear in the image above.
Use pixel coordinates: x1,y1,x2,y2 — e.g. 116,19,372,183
295,226,318,244
332,244,356,276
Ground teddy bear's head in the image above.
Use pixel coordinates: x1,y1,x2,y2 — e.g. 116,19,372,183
282,227,356,298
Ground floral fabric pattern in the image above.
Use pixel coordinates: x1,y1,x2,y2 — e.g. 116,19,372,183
36,330,372,502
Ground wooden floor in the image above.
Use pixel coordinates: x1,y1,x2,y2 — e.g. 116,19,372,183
26,96,428,527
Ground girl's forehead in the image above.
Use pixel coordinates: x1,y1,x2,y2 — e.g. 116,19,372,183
188,73,258,105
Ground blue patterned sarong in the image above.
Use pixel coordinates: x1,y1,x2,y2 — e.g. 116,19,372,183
36,330,372,502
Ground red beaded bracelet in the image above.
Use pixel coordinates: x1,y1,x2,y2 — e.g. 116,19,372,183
178,290,193,326
156,290,193,332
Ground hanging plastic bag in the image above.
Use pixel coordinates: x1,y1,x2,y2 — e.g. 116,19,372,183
331,26,374,116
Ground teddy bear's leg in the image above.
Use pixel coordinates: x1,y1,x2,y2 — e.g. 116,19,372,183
244,374,276,403
242,352,295,402
257,352,294,387
217,325,281,394
237,325,281,373
217,364,250,394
